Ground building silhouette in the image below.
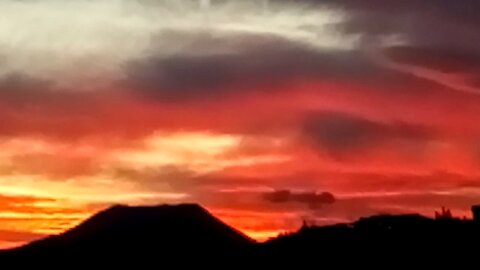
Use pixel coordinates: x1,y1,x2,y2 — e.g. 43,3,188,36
472,205,480,222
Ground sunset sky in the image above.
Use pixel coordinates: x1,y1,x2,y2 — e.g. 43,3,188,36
1,0,480,248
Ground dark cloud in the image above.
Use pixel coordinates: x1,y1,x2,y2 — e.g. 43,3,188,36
0,71,40,93
263,189,335,209
384,46,480,73
302,111,435,156
0,73,104,110
328,0,480,36
125,31,405,101
0,73,53,104
303,0,480,94
327,0,480,71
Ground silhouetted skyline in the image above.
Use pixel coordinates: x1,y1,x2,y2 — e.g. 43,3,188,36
2,203,480,265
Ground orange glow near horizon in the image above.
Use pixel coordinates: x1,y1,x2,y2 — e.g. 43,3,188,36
2,102,480,249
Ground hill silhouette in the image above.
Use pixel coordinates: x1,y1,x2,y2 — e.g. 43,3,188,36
0,204,253,264
1,203,480,265
264,213,480,260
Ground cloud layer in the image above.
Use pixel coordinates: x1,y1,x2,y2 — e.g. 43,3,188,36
1,0,480,246
263,190,335,209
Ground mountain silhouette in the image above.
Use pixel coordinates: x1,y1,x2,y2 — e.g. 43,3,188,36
2,204,480,265
1,204,253,264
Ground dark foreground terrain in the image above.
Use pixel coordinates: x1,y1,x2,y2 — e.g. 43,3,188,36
1,204,479,265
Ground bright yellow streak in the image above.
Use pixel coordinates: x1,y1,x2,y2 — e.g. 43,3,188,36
113,132,240,168
241,229,284,242
113,132,289,173
0,174,188,205
0,212,88,220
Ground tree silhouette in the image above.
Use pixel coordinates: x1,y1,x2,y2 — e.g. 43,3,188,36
435,206,453,220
